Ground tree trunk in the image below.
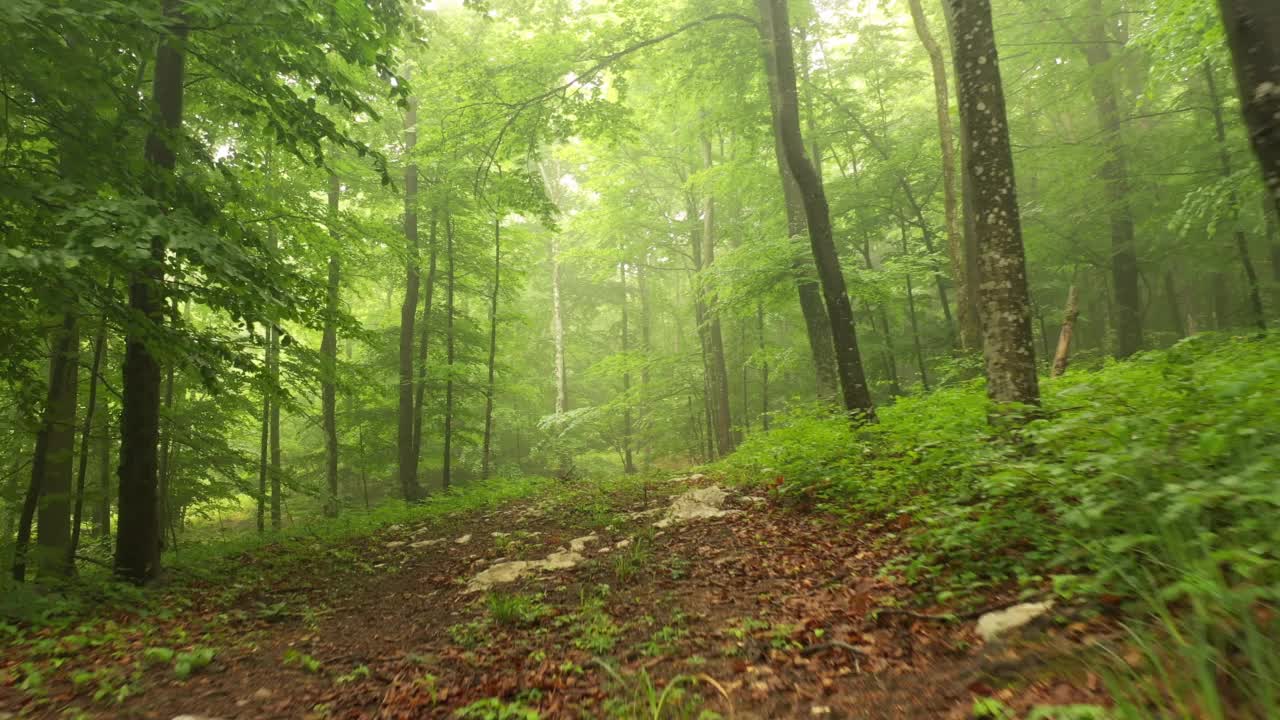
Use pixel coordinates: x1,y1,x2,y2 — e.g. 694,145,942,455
1082,0,1142,358
156,356,177,548
412,208,439,468
442,212,456,490
1267,195,1280,312
1216,0,1280,219
68,315,107,568
551,234,568,414
322,174,340,515
908,0,975,350
637,262,652,463
1204,61,1267,330
13,314,78,582
1164,270,1187,338
481,216,501,480
760,0,874,419
757,305,770,430
35,311,78,579
901,226,931,392
117,0,186,583
943,0,1040,407
256,366,268,534
92,370,111,540
700,135,736,456
619,262,636,474
756,10,841,403
860,238,903,397
398,98,422,501
1051,285,1080,377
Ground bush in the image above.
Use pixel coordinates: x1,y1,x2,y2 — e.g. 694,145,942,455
719,333,1280,602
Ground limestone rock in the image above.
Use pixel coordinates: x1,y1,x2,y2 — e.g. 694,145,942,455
975,601,1054,642
654,486,735,528
384,541,407,549
455,534,472,545
568,534,597,553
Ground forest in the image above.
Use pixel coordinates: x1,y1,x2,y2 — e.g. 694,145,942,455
1,0,1278,717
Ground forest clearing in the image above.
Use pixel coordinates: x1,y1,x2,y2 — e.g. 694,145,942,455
3,0,1279,717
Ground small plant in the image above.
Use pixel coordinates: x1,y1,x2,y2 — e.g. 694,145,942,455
572,594,621,654
487,592,549,626
594,660,719,720
282,649,322,674
454,697,541,719
448,619,490,649
335,664,371,685
613,535,654,583
638,625,686,657
174,647,216,679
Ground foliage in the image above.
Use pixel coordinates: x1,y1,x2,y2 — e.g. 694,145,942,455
720,334,1280,604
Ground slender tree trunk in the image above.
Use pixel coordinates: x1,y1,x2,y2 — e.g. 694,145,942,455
551,234,568,414
36,312,78,578
901,227,931,392
1267,195,1280,312
908,0,975,350
13,314,77,582
256,368,268,534
412,208,439,468
442,212,456,490
1051,285,1080,377
637,262,652,463
1083,0,1142,358
755,6,840,402
760,0,874,419
860,238,903,397
700,136,736,455
68,315,107,567
619,262,636,474
322,175,340,515
92,372,111,540
482,216,501,480
156,345,175,546
757,305,770,430
1216,0,1280,219
943,0,1040,407
398,98,422,501
1164,270,1187,338
117,1,185,583
267,328,280,530
1204,62,1267,330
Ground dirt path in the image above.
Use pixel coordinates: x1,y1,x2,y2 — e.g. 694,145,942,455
2,476,1105,719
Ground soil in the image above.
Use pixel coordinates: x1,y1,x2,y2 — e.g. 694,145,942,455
0,476,1111,719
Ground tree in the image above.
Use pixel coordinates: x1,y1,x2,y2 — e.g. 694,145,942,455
116,0,187,584
398,98,423,501
322,174,341,516
942,0,1040,407
759,0,874,419
1216,0,1280,220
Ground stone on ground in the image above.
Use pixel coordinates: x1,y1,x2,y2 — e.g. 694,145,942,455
654,485,735,528
975,601,1054,642
454,534,472,545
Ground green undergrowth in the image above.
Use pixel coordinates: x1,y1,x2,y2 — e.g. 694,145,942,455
1,475,556,630
720,332,1279,599
719,332,1279,717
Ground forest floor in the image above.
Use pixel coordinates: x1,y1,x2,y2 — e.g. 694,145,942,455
1,474,1114,719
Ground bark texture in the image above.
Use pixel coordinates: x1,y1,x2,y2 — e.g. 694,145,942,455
943,0,1040,406
761,0,874,419
1051,285,1080,377
116,1,186,583
398,98,423,501
1216,0,1280,219
322,175,340,515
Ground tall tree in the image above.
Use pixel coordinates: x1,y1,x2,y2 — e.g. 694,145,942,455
619,262,636,474
68,316,107,564
441,211,456,490
1204,62,1267,330
759,0,874,418
321,174,341,516
1216,0,1280,220
398,98,423,501
907,0,977,350
755,12,840,402
943,0,1040,406
699,134,735,456
412,209,439,467
116,0,187,583
481,214,501,480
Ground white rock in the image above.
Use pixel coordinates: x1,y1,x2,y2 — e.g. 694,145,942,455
654,486,736,528
384,541,407,549
975,601,1054,642
492,531,510,538
614,538,632,549
410,538,445,548
468,560,534,591
569,534,598,553
455,534,472,545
